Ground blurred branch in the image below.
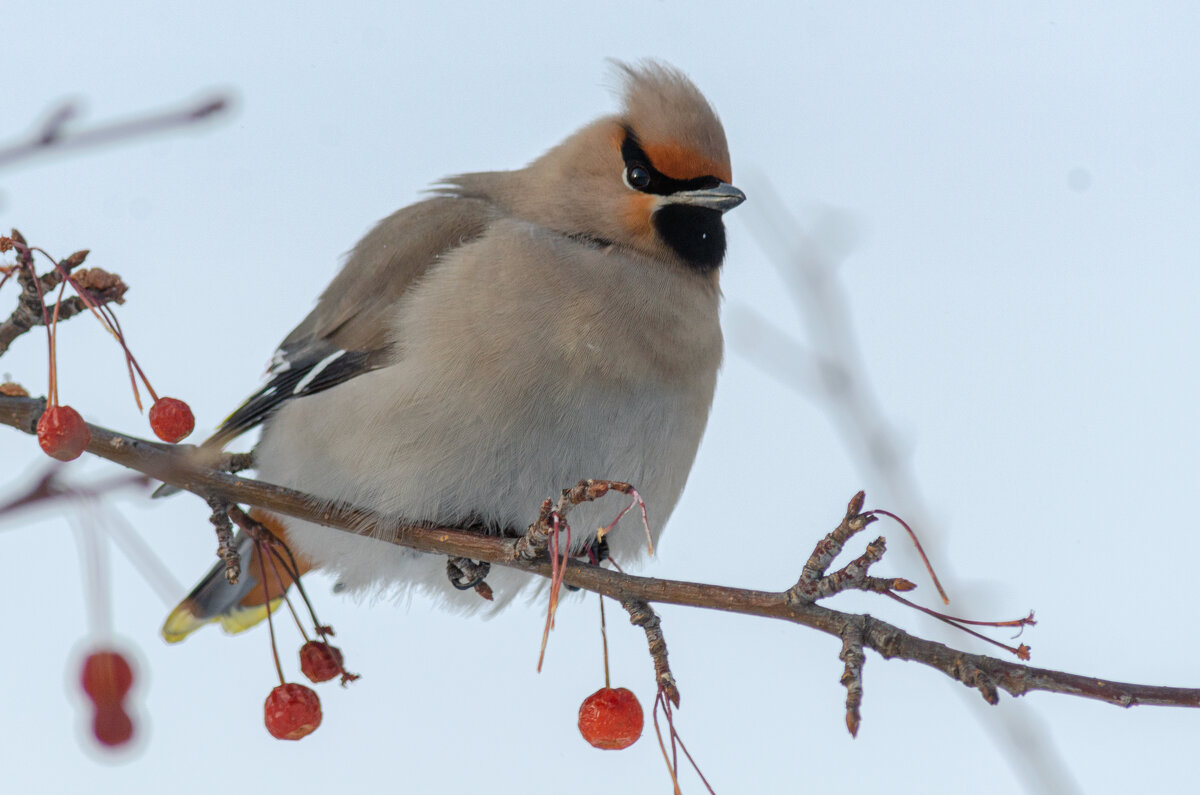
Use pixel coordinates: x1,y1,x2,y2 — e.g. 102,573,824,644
0,466,145,518
0,94,230,170
736,181,1082,792
735,182,930,530
3,393,1200,726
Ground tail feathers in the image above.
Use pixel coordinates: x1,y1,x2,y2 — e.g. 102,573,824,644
162,596,283,643
162,512,312,643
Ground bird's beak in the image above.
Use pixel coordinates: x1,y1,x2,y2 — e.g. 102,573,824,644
667,181,746,213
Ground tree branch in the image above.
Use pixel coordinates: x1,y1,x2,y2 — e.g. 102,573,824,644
3,393,1199,722
0,95,229,170
0,236,128,357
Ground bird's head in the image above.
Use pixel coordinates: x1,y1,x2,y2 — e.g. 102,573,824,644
460,61,745,275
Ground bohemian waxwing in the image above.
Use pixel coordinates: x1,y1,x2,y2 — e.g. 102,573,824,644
163,60,745,641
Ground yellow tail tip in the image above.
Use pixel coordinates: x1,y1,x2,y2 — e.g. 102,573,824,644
161,598,283,643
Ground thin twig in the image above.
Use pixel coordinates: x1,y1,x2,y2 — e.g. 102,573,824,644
623,598,679,707
839,618,866,737
205,496,239,585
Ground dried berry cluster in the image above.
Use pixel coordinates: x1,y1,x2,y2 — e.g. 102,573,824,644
1,232,194,461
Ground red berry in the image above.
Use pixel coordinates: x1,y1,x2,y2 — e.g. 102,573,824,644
577,687,643,750
81,650,134,706
37,404,90,461
148,397,194,443
92,704,135,747
264,682,322,740
299,641,344,684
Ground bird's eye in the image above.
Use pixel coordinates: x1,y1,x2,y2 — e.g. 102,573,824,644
626,164,651,190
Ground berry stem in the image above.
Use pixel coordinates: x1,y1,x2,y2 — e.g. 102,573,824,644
228,507,333,643
265,545,310,641
599,595,610,690
264,535,326,640
256,539,286,687
100,305,160,407
28,245,164,409
883,590,1032,658
48,279,67,406
866,509,949,604
37,249,105,317
666,706,713,794
33,247,121,339
22,257,58,406
652,691,683,795
103,305,144,410
277,554,328,641
536,512,571,672
72,506,113,640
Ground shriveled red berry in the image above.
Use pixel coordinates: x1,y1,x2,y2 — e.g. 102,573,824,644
577,687,643,750
37,404,90,461
264,682,322,740
148,397,194,443
92,704,135,747
81,650,134,705
299,641,344,684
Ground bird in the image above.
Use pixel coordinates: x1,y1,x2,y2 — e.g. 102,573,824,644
162,60,744,642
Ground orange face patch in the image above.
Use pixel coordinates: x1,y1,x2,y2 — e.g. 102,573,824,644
642,141,732,184
621,192,658,240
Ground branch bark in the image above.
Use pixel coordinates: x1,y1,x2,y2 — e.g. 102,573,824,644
3,393,1199,718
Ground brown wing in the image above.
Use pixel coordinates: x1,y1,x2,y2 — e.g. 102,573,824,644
208,194,498,447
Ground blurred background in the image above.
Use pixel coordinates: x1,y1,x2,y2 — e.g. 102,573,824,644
2,3,1198,793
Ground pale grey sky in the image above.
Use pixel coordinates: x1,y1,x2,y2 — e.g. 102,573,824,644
2,3,1198,793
